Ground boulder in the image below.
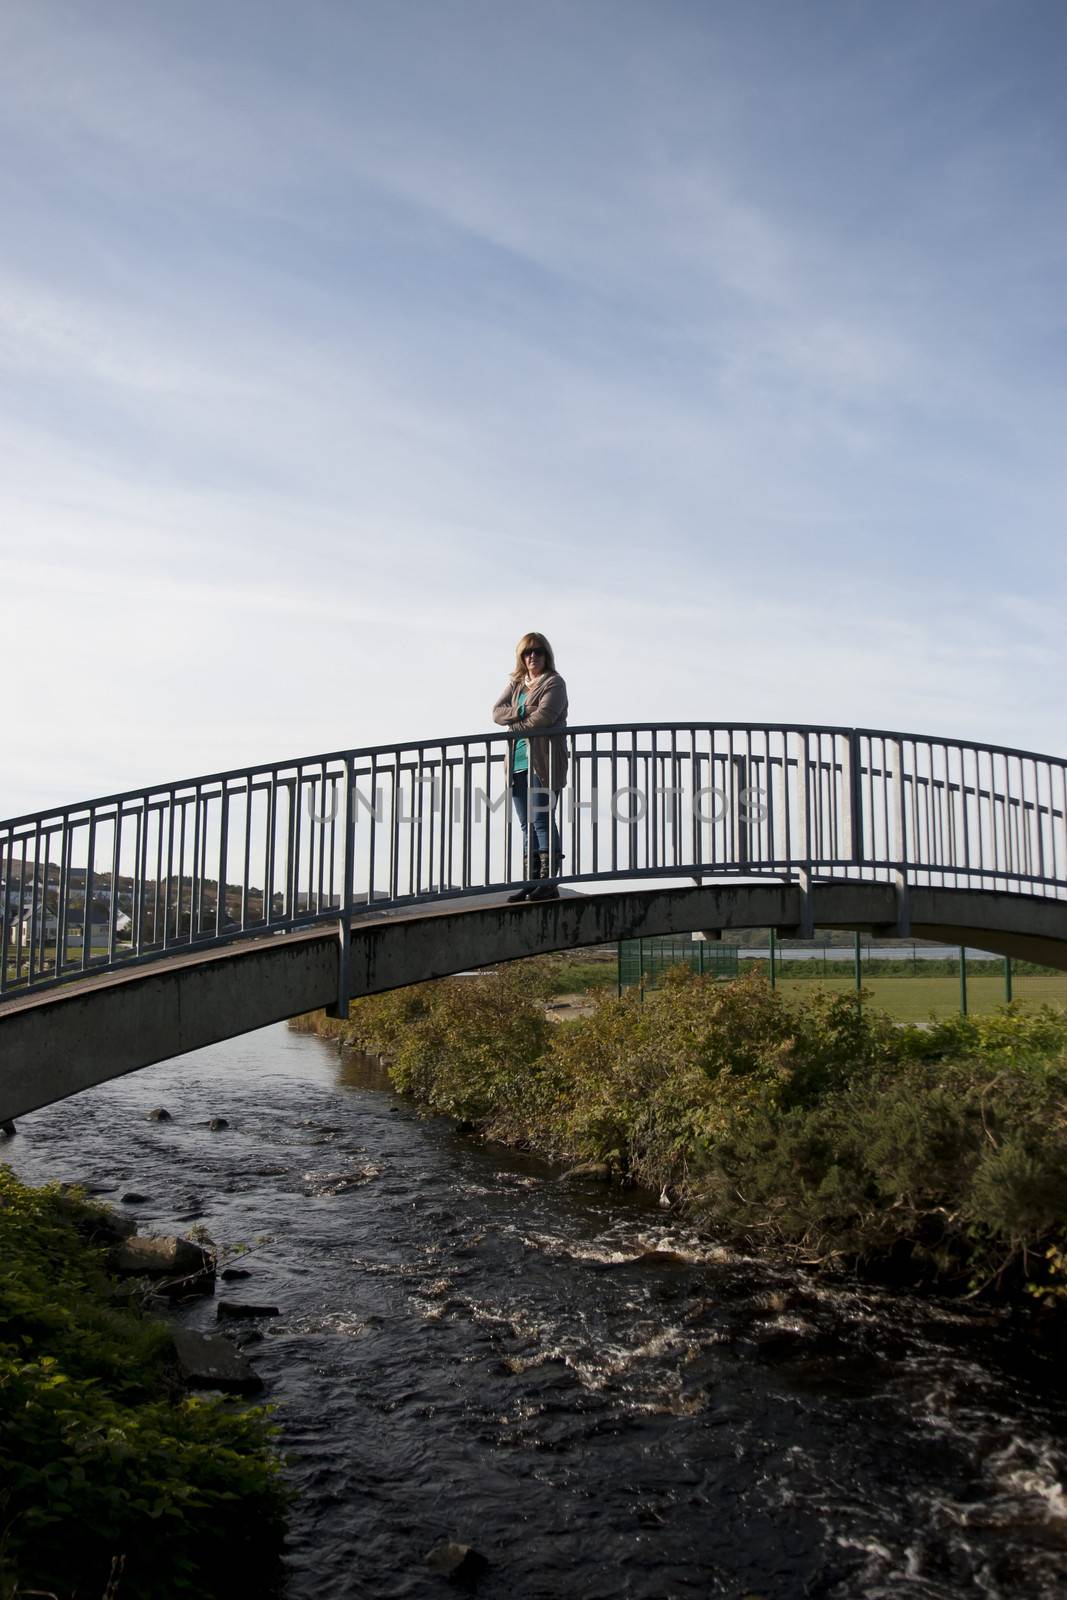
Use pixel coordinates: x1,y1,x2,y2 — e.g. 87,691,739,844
559,1162,613,1183
221,1266,252,1281
170,1327,263,1395
87,1205,138,1244
112,1235,210,1274
208,1117,229,1131
217,1300,280,1320
424,1541,489,1582
110,1235,215,1297
121,1192,150,1205
51,1188,137,1243
146,1108,171,1122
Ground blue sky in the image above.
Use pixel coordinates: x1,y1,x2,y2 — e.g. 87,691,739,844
2,0,1065,815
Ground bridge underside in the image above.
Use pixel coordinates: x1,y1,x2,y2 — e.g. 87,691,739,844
2,881,1066,1122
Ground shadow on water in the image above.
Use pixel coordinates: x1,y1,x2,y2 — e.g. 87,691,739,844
4,1024,1067,1599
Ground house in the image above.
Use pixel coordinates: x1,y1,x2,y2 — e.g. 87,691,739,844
8,907,58,946
8,901,130,949
67,901,130,946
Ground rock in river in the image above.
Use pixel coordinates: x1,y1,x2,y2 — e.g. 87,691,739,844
424,1541,489,1582
217,1300,280,1320
170,1327,263,1395
110,1235,215,1296
559,1161,613,1183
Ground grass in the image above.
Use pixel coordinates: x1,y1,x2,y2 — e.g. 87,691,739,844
543,958,618,995
2,942,123,984
771,972,1067,1020
571,951,1066,1019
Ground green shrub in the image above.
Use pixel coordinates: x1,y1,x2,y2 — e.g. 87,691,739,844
344,964,551,1121
311,966,1067,1302
0,1171,286,1598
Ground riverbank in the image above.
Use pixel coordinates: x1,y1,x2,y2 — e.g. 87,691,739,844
296,964,1067,1310
0,1168,286,1599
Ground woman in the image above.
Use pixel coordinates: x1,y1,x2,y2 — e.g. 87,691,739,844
492,632,569,902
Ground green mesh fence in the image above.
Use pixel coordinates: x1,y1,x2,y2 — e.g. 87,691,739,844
617,937,739,993
616,938,1067,1016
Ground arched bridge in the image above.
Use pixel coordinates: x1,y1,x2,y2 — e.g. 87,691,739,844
3,722,1066,1121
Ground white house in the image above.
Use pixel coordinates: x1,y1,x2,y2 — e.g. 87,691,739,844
8,901,130,949
8,908,57,946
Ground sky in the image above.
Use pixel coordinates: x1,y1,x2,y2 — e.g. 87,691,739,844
2,0,1065,818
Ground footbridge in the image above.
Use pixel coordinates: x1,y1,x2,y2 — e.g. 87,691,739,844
3,723,1066,1121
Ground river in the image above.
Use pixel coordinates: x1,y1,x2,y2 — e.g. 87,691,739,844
4,1024,1066,1599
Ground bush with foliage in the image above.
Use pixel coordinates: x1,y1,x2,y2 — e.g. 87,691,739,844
319,965,1067,1302
0,1170,286,1599
343,962,553,1121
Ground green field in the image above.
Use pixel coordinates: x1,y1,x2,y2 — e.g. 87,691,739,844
772,971,1067,1020
567,949,1067,1019
546,958,618,995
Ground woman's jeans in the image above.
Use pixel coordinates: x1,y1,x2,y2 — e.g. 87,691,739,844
511,772,562,874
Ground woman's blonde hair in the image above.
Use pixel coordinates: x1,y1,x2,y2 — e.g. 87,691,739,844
513,631,556,677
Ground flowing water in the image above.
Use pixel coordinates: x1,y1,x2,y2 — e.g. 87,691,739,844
4,1024,1067,1599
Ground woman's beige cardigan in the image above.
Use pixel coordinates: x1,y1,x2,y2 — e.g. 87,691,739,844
492,672,569,791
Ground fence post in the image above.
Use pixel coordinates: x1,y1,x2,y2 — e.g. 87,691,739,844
1004,955,1013,1003
959,946,968,1015
854,931,862,1011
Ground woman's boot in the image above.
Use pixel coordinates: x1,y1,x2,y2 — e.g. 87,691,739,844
507,851,542,902
527,853,561,901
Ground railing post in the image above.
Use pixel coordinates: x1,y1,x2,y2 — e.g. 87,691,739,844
793,733,814,938
893,736,911,935
733,754,750,870
846,729,864,867
216,788,230,938
327,757,355,1021
0,831,12,997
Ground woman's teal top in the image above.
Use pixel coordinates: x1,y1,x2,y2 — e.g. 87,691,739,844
512,689,529,775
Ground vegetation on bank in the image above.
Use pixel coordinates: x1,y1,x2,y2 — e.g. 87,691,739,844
542,957,618,994
0,1171,286,1599
303,963,1067,1305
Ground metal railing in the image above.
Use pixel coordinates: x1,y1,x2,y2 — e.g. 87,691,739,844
2,723,1065,1000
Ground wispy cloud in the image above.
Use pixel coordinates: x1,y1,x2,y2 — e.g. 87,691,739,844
2,0,1065,818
